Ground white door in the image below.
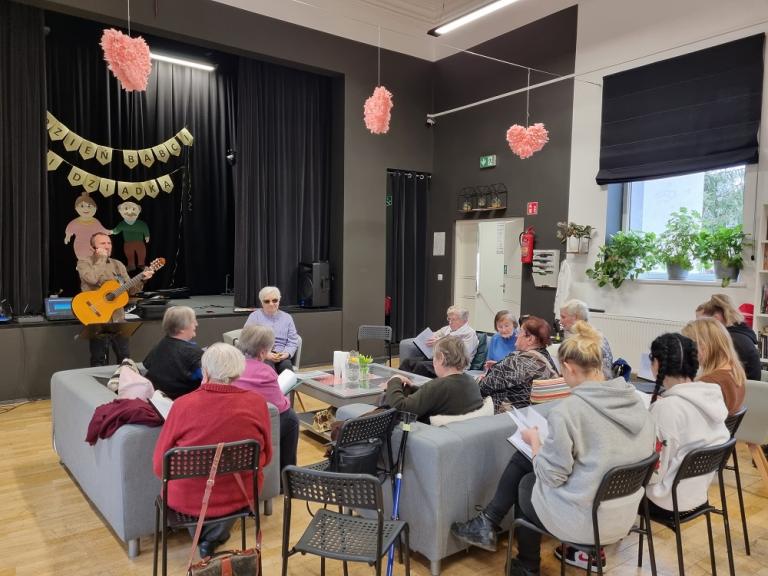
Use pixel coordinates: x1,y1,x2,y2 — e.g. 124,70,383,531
503,220,524,318
453,221,478,326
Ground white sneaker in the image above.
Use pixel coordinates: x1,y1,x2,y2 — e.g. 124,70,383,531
554,545,607,570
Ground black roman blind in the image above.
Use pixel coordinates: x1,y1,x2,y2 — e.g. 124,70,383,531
596,34,764,185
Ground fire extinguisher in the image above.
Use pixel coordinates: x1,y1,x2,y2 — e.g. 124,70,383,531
520,226,535,264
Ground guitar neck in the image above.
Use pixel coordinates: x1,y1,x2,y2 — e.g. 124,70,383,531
112,272,145,298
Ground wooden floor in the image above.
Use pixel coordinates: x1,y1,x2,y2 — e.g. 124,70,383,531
2,394,768,576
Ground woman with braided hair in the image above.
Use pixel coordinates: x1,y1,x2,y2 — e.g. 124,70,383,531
646,333,729,519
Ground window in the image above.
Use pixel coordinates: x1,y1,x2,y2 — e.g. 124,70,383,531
623,165,746,281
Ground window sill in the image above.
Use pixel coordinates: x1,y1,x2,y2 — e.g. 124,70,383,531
632,278,747,288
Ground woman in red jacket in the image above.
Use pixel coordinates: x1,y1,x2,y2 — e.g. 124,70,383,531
153,342,273,559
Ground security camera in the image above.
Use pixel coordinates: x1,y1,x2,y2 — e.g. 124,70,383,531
425,117,436,128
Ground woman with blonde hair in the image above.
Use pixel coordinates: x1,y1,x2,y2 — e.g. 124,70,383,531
681,317,746,414
696,294,760,380
452,322,655,574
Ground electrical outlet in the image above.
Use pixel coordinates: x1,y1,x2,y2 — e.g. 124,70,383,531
437,273,443,281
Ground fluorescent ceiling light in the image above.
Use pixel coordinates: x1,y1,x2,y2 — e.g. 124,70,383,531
428,0,521,36
150,52,216,71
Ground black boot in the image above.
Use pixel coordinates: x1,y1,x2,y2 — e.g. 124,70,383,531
450,511,498,552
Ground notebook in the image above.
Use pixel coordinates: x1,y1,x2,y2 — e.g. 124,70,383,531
413,328,435,360
507,406,549,460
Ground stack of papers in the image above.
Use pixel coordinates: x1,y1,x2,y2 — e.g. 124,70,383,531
413,328,435,359
149,390,174,421
507,406,549,460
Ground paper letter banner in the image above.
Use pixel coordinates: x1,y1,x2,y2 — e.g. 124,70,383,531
46,111,56,130
99,178,116,197
176,127,194,146
139,148,155,168
152,143,169,163
123,150,139,169
48,121,69,141
63,132,84,153
79,140,97,160
157,174,174,193
117,181,132,200
145,179,160,198
165,137,182,156
47,151,64,171
67,166,87,187
83,173,101,194
95,146,113,165
132,182,146,200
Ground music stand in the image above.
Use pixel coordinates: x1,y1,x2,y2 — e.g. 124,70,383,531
77,322,143,365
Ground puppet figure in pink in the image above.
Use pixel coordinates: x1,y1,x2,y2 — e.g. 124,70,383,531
64,192,110,260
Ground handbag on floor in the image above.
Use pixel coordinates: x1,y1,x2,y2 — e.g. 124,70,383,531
186,443,260,576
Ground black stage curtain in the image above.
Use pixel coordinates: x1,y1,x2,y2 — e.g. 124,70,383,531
234,58,332,306
0,1,48,314
45,12,236,296
597,34,764,185
386,170,429,342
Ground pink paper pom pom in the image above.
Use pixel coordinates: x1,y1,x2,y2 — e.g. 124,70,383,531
101,28,152,92
363,86,394,135
506,122,549,159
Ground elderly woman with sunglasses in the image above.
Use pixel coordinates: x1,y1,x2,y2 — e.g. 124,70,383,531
479,315,559,413
244,286,299,374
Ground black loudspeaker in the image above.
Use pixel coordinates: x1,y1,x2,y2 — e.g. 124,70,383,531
298,261,330,308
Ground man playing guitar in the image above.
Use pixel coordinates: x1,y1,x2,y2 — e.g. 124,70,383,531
76,232,154,366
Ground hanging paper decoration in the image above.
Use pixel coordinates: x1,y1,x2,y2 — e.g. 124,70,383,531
100,28,152,92
506,123,549,159
112,201,151,271
64,192,110,260
364,86,394,135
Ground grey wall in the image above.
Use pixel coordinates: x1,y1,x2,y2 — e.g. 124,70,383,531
26,0,435,350
427,7,578,327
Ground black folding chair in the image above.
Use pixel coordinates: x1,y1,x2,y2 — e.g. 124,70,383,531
357,325,393,366
281,466,411,576
638,437,736,576
724,407,749,554
152,440,261,576
507,452,659,576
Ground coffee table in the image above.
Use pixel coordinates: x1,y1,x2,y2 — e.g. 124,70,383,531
294,363,430,437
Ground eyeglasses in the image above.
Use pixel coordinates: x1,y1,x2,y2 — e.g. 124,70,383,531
262,299,279,304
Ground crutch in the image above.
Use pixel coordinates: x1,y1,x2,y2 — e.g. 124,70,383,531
387,411,415,576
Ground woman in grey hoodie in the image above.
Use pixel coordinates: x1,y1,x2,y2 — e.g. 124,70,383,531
451,321,656,576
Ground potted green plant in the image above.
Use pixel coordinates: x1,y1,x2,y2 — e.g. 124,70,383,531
657,208,701,281
586,230,658,288
697,224,750,286
556,222,597,254
358,354,374,386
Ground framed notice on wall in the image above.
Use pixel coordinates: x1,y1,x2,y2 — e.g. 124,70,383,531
433,232,445,256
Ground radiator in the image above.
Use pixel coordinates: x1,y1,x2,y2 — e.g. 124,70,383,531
590,313,686,367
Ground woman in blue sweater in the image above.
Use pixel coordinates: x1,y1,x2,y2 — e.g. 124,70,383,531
484,310,518,369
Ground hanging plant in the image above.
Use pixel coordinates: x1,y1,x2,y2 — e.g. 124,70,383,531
364,86,394,134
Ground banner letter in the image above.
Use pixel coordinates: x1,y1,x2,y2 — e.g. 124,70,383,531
157,174,174,193
165,137,182,156
46,111,57,130
139,148,155,168
117,181,132,200
123,150,139,169
99,178,116,197
176,127,194,146
152,143,169,163
132,181,146,200
67,166,87,187
79,140,97,160
46,150,64,171
145,179,160,198
83,173,100,193
48,121,69,141
95,146,113,165
63,131,84,152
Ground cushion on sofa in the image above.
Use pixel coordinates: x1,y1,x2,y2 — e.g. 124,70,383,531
429,396,494,426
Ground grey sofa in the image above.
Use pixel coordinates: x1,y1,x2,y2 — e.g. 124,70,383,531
51,366,280,557
389,411,518,576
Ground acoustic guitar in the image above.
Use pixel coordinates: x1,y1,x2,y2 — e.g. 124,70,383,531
72,257,165,325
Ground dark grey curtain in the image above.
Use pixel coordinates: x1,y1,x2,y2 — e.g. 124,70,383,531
386,170,429,342
597,34,764,185
45,12,236,296
234,58,332,306
0,0,47,314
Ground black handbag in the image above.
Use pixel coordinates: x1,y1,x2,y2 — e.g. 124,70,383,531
328,437,383,475
186,443,260,576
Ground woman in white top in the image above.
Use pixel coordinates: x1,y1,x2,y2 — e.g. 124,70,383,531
647,333,729,517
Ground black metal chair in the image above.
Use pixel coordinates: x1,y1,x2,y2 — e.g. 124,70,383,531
724,406,749,554
638,437,736,576
153,440,261,576
507,452,659,576
281,466,411,576
304,408,398,477
357,325,393,366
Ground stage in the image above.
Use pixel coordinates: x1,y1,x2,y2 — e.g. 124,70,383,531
0,295,342,402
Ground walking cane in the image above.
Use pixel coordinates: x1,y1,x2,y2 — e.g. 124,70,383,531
387,411,414,576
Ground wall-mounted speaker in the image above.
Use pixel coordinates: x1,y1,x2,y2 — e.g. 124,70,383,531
298,261,330,308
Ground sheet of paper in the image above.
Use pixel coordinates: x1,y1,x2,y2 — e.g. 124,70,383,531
413,327,435,360
433,232,445,256
278,369,301,395
296,370,329,380
507,406,549,460
149,390,174,421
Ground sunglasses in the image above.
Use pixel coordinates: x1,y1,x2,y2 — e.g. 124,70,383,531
262,298,279,304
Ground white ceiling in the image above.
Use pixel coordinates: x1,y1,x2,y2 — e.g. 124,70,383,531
211,0,576,61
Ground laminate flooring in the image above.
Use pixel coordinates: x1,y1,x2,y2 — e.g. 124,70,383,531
1,391,767,575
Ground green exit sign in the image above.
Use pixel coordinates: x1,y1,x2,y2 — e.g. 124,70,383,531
479,154,497,169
